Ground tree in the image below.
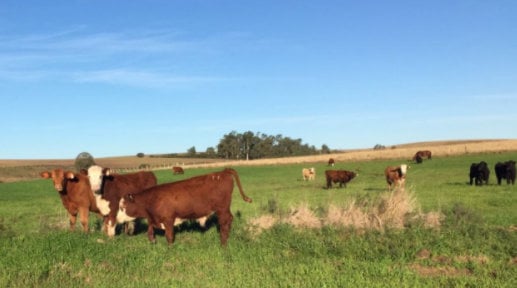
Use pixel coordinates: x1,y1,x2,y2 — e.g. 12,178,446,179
187,146,197,157
205,147,217,158
321,144,331,154
74,152,95,172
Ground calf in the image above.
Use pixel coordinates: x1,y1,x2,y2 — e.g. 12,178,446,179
172,166,184,175
302,167,315,181
87,165,157,237
325,170,357,189
495,160,516,185
116,168,252,246
328,158,335,166
385,164,408,191
40,169,100,232
469,161,490,186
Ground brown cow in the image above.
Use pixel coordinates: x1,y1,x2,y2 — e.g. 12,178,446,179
413,150,432,162
40,169,100,232
87,165,157,238
302,167,315,181
116,168,252,246
385,164,408,191
328,158,335,166
172,166,184,174
325,170,357,189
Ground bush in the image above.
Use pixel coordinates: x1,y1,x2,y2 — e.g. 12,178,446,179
136,152,145,158
74,152,95,172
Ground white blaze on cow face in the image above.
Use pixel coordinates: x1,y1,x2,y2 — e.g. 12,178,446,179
116,199,136,224
87,165,104,193
400,164,408,176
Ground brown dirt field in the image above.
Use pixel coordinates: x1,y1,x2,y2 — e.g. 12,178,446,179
1,139,516,182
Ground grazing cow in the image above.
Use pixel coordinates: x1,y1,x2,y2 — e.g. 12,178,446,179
469,161,490,186
325,170,357,189
302,167,316,181
413,150,432,162
116,168,252,246
40,169,100,232
172,166,184,175
495,160,516,185
87,165,157,237
328,158,335,166
414,154,423,164
385,164,409,191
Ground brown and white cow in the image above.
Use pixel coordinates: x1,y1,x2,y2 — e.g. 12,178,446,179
40,169,100,232
87,165,157,238
116,168,252,246
302,167,316,181
325,170,357,189
385,164,408,190
172,166,184,175
328,158,335,166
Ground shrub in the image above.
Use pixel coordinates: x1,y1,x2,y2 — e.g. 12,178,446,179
74,152,95,172
136,152,145,158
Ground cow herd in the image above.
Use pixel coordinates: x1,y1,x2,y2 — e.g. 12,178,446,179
40,150,515,246
41,167,252,246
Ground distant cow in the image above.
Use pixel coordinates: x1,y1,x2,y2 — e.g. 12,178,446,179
469,161,490,186
40,169,100,232
302,167,316,181
413,150,432,162
172,166,184,174
495,161,516,185
328,158,335,166
325,170,357,189
414,154,423,164
385,164,409,191
87,165,157,237
116,168,252,246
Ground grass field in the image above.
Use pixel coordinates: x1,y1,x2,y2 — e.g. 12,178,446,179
1,148,516,287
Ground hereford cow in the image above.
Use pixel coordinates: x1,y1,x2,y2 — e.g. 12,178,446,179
87,165,157,237
495,160,516,185
385,164,408,191
469,161,490,186
413,150,432,162
328,158,335,166
172,166,184,175
302,167,316,181
325,170,357,189
116,168,252,246
40,169,100,232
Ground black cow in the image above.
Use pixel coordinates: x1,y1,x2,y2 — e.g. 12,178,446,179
495,160,516,185
469,161,490,186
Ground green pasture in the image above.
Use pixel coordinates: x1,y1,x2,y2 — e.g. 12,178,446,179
0,152,516,287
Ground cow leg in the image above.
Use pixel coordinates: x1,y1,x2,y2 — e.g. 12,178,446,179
78,207,90,233
164,220,175,245
68,213,77,231
217,211,233,246
124,221,135,235
147,223,156,244
106,216,116,238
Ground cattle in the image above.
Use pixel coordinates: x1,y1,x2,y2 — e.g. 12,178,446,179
413,150,432,162
87,165,157,238
302,167,316,181
40,169,100,232
116,168,252,246
414,154,423,164
495,160,516,185
469,161,490,186
172,166,184,175
328,158,335,166
385,164,409,191
325,170,357,189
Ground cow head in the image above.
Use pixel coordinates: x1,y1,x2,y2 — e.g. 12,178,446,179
86,165,111,194
400,164,408,175
40,169,76,192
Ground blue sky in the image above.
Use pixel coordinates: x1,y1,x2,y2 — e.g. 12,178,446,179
1,1,516,159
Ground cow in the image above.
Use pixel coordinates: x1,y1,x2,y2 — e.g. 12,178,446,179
495,160,516,185
302,167,316,181
87,165,157,238
414,154,423,164
328,158,335,166
469,161,490,186
40,169,100,232
116,168,252,246
172,166,184,175
325,170,357,189
385,164,409,191
413,150,432,162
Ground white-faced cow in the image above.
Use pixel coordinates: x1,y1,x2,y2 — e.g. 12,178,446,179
40,169,100,232
116,168,252,246
302,167,316,181
385,164,409,191
87,165,157,238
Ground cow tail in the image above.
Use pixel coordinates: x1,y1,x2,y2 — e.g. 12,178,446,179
226,168,252,203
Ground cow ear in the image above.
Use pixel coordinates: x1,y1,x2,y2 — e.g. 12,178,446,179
40,171,51,179
102,168,111,176
65,172,76,180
